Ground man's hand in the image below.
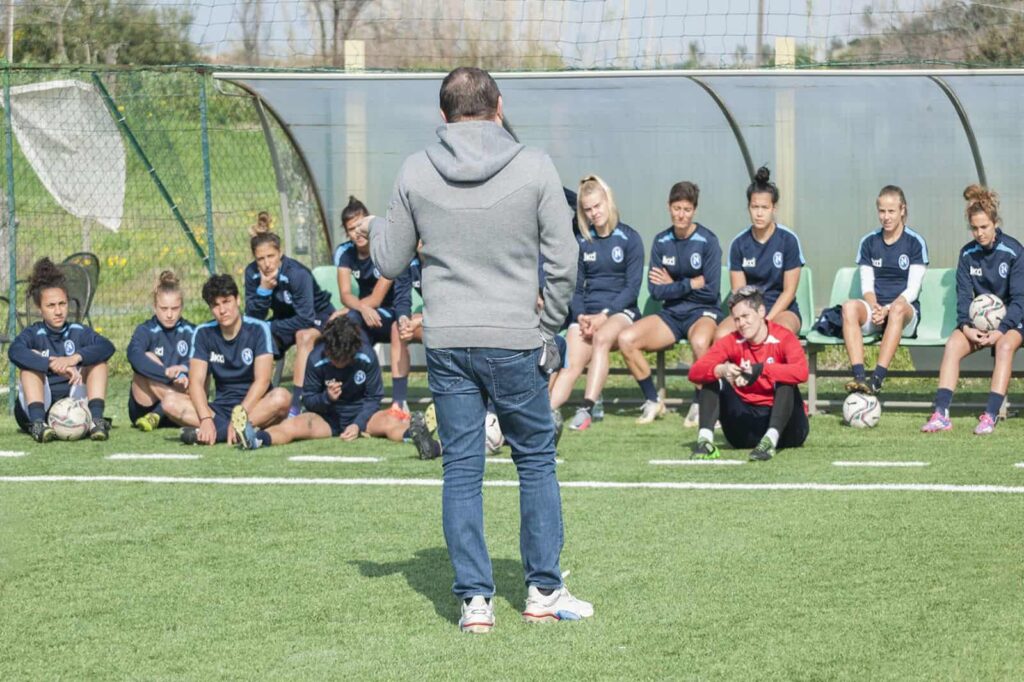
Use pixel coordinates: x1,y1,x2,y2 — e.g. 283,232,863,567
979,329,1003,347
539,336,561,376
649,267,673,286
326,379,342,402
964,325,986,345
715,362,743,384
689,274,705,290
870,303,889,326
49,354,80,375
259,270,278,291
339,424,360,441
398,316,413,341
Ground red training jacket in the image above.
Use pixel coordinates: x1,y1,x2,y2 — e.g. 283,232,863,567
688,321,808,407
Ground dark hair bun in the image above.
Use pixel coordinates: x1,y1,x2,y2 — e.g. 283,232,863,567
754,166,771,184
158,270,180,288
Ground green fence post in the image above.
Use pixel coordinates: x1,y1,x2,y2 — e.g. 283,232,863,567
198,69,215,274
3,63,15,412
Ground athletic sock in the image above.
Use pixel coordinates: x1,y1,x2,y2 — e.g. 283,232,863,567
581,398,595,411
27,402,45,423
290,388,302,411
985,392,1005,419
698,428,714,444
764,428,780,447
88,399,105,422
871,365,888,391
768,384,796,436
255,430,272,447
150,403,165,419
697,381,721,431
852,363,866,383
637,375,659,403
392,376,409,408
934,388,954,415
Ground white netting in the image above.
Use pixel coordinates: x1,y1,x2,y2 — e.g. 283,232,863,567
2,79,125,231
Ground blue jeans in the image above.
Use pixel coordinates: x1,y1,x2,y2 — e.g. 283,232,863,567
426,346,564,599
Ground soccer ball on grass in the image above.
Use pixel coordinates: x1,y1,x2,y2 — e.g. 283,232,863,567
842,392,881,429
48,397,91,440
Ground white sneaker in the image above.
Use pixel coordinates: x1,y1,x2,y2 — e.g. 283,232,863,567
636,399,666,424
683,402,700,428
459,595,494,634
522,585,594,623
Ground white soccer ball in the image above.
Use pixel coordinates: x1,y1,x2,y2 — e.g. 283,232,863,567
485,412,504,454
842,392,881,429
48,397,92,440
970,293,1006,332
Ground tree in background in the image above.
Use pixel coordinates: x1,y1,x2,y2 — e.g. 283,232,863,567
15,0,197,65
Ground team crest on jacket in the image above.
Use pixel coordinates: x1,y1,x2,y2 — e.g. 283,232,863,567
283,291,293,305
373,267,381,279
64,340,76,355
241,348,254,365
354,370,366,385
177,340,189,356
773,252,783,268
898,254,910,270
611,246,624,263
690,253,701,269
1000,262,1010,278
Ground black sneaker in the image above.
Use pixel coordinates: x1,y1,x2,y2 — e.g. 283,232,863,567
409,412,440,460
89,418,111,441
180,427,198,445
749,436,776,462
30,420,57,443
690,440,720,460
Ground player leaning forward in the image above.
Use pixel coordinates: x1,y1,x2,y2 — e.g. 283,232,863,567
369,66,592,633
688,285,809,461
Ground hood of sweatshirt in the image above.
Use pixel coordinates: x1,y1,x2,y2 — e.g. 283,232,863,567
426,120,524,183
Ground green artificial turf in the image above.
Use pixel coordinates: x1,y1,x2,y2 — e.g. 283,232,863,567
1,379,1023,679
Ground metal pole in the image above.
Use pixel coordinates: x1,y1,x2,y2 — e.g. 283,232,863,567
198,70,216,274
89,72,210,269
5,0,13,63
4,63,15,411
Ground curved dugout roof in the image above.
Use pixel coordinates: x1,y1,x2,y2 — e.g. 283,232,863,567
215,70,1024,308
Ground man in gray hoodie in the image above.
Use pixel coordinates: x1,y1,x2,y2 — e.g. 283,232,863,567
369,67,591,634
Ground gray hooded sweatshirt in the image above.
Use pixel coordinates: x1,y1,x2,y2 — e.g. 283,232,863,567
370,120,578,350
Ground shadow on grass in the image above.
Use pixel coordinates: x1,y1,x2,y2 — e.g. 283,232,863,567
350,547,527,624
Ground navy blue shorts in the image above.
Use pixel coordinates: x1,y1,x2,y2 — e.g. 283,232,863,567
346,308,396,345
763,297,802,327
718,382,808,450
656,307,721,342
208,398,237,443
273,309,335,354
319,410,362,437
554,334,569,369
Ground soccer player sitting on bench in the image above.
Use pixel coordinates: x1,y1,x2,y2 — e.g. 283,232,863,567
232,315,440,459
180,274,291,445
8,257,115,441
688,285,809,461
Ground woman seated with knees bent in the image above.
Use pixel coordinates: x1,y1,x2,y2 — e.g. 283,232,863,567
618,181,722,426
8,258,115,442
548,175,644,432
334,195,411,417
922,185,1024,435
127,271,195,431
842,185,928,396
244,217,335,417
719,166,804,339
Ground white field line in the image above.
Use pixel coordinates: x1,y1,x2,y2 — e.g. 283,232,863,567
650,459,745,466
833,461,930,468
486,457,564,464
289,456,381,463
106,453,202,461
0,450,27,457
1015,463,1024,469
2,475,1024,495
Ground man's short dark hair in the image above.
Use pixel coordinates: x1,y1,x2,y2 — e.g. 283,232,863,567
727,285,765,312
202,274,239,306
439,67,501,122
322,315,364,365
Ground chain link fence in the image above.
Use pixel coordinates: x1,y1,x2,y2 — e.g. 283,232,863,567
0,66,331,378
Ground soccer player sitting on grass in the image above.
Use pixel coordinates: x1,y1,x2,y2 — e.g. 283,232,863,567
688,285,809,461
841,185,928,396
232,315,440,459
127,270,195,432
179,274,291,445
244,215,335,417
921,185,1024,435
8,257,115,441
